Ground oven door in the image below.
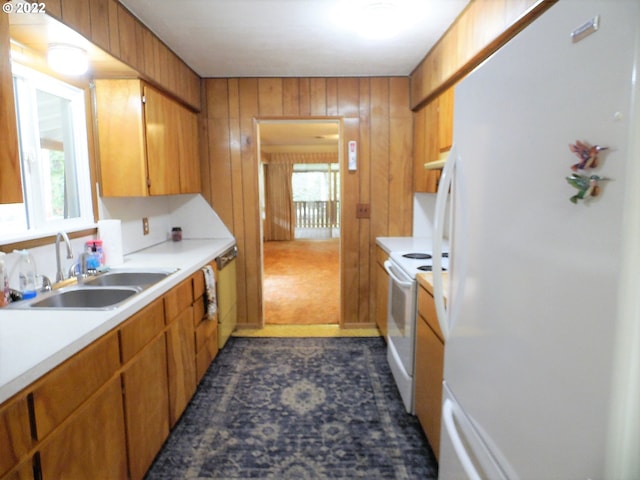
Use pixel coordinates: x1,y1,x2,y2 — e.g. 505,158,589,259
383,259,417,413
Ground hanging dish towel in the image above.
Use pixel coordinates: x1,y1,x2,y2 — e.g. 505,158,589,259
202,265,217,319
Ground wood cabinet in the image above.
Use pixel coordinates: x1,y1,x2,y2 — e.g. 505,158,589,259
31,333,121,440
414,281,445,460
375,246,389,339
121,334,169,480
93,79,200,197
0,13,23,205
38,377,128,480
413,86,454,193
0,394,32,479
193,263,219,382
119,297,169,480
165,277,197,427
0,261,220,480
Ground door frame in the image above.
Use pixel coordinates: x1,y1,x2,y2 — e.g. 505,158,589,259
255,116,344,327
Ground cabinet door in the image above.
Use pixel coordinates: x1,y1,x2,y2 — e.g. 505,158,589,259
0,395,32,478
166,306,197,426
414,98,441,193
178,105,201,193
31,333,120,440
94,79,148,197
0,13,23,205
39,377,128,480
415,314,444,461
144,85,181,195
121,334,169,480
437,86,454,153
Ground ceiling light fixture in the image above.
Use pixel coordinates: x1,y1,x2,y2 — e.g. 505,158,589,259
47,44,89,75
358,2,402,39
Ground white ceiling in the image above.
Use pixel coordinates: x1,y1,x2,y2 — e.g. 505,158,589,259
118,0,469,78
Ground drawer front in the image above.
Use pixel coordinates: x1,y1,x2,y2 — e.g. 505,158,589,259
418,284,444,342
164,278,194,322
32,332,120,440
195,316,217,352
193,295,206,327
119,297,165,364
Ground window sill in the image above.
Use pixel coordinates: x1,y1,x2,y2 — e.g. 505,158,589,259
0,224,98,253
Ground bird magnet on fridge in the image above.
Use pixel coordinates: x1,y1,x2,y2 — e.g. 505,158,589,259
566,173,609,204
565,140,610,204
568,140,607,171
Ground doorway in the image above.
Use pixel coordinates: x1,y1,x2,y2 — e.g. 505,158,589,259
258,119,341,326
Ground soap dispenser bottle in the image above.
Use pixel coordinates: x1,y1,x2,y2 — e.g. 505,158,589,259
13,250,38,300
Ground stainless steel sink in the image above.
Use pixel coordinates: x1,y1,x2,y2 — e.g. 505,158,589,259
22,286,141,309
81,270,176,288
8,268,178,310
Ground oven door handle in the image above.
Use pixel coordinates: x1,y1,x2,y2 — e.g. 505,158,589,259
383,260,413,288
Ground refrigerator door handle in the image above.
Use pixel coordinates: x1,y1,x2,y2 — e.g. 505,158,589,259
442,398,483,480
383,260,413,288
433,146,456,340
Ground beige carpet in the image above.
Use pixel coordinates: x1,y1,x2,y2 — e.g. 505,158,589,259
263,239,340,325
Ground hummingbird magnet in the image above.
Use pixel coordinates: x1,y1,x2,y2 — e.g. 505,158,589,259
569,140,607,171
566,173,608,204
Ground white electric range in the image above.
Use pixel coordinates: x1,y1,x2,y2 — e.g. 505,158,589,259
379,239,449,414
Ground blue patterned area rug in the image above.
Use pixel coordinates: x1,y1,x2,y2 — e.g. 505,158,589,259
145,337,438,479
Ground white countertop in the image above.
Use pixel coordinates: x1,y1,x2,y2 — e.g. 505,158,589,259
0,238,234,404
376,236,434,254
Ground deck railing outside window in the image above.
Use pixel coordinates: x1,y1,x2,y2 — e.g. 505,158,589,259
294,200,340,229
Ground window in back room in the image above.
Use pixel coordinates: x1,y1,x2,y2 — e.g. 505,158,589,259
0,64,93,242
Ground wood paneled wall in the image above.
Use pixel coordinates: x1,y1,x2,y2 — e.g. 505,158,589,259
202,77,413,328
410,0,556,109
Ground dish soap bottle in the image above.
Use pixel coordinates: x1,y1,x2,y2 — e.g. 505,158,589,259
0,252,8,306
14,249,37,300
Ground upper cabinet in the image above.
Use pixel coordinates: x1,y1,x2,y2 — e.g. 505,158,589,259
33,0,201,110
0,13,22,204
413,86,454,193
94,79,200,197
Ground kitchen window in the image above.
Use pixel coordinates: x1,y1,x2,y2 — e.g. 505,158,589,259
0,64,93,242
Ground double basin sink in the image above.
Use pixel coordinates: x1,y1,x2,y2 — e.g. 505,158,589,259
11,269,178,310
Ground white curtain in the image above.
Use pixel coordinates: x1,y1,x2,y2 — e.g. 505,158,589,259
264,162,294,241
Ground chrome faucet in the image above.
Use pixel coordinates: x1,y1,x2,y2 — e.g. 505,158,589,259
55,231,74,282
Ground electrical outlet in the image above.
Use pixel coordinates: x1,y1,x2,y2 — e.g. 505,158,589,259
142,217,149,235
356,203,370,219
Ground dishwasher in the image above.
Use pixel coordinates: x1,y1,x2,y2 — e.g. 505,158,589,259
216,245,238,348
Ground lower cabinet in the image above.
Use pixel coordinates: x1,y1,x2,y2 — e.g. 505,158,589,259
193,262,219,382
0,261,221,480
166,305,197,427
38,377,128,480
0,395,33,479
414,282,445,461
122,334,170,480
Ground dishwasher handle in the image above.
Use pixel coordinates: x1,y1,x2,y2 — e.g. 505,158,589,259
216,245,238,270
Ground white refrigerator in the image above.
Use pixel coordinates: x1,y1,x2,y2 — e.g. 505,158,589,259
430,1,640,478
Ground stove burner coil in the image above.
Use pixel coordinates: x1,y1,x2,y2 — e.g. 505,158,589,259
403,253,432,260
418,265,448,272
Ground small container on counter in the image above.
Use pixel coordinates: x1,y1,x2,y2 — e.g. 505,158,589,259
0,252,9,306
171,227,183,242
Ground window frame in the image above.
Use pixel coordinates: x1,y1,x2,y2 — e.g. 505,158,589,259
0,63,95,245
